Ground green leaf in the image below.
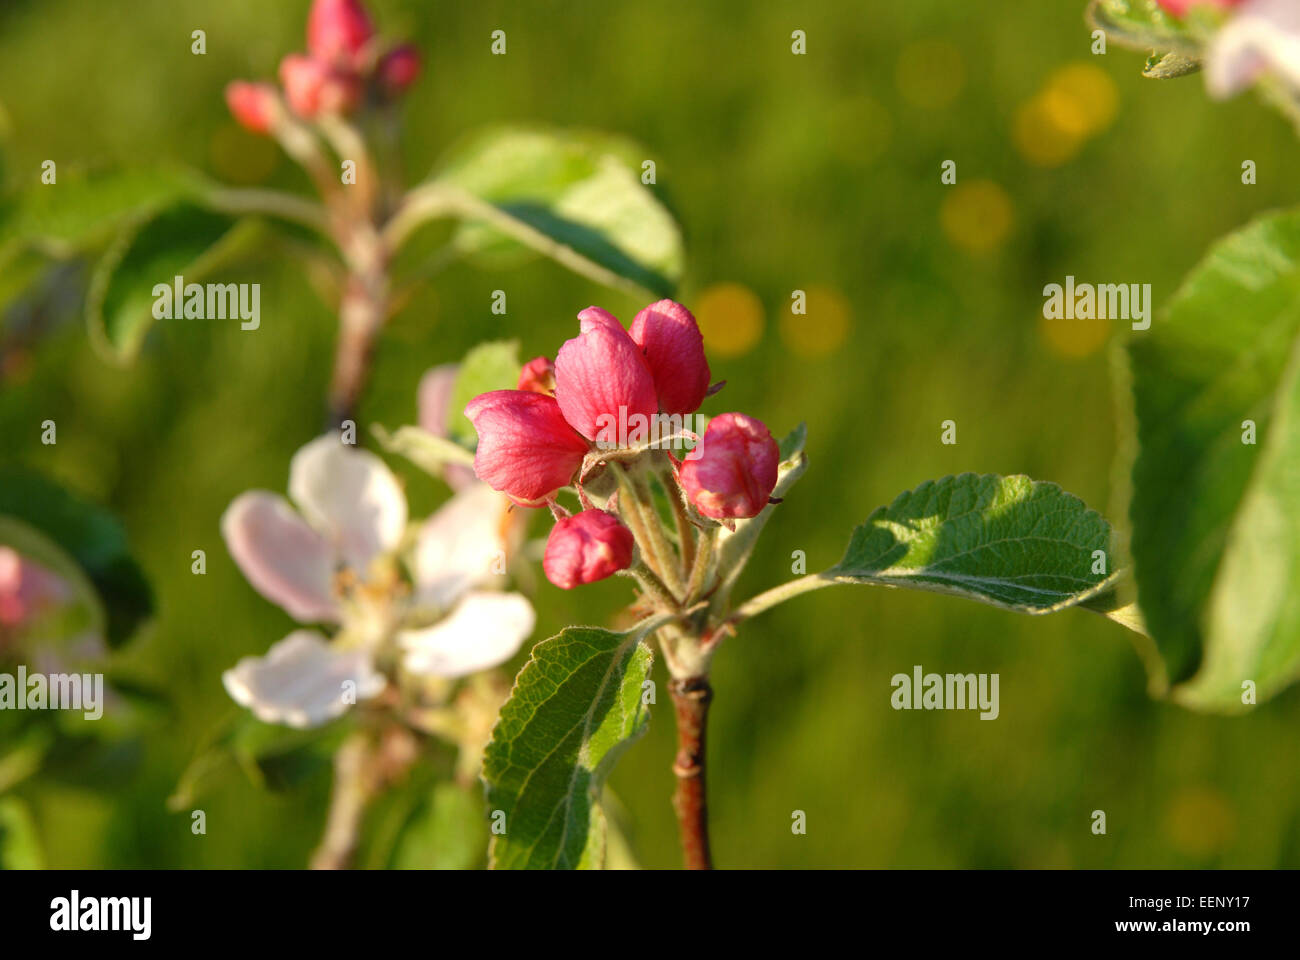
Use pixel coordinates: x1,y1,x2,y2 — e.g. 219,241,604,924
0,466,152,647
432,127,684,297
1087,0,1201,57
0,797,44,869
1143,51,1202,79
371,424,476,480
829,473,1117,613
483,617,668,869
390,782,488,870
1127,209,1300,710
713,422,808,607
0,166,207,257
448,339,521,446
86,204,262,363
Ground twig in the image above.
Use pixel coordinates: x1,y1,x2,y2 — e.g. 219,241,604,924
669,676,713,870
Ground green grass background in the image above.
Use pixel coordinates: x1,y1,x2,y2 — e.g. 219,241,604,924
2,0,1299,868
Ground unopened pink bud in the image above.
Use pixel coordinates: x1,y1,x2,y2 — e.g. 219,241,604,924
543,510,634,589
680,413,779,519
466,390,590,505
225,81,278,134
1154,0,1242,14
280,54,360,118
629,299,711,416
517,356,556,395
307,0,375,68
378,44,422,96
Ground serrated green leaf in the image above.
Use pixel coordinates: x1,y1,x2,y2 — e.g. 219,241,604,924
1128,209,1300,710
0,466,152,647
483,617,667,869
432,127,684,297
449,340,521,446
829,473,1117,613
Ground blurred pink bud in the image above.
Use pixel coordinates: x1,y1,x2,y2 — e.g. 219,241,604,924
378,44,422,96
543,510,634,589
1156,0,1242,15
555,307,658,443
680,413,779,519
307,0,375,68
0,547,70,629
466,390,589,505
225,81,278,134
517,356,556,395
629,299,711,416
418,365,477,490
280,54,360,117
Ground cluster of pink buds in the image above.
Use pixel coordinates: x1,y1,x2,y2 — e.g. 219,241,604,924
466,300,780,596
227,0,420,133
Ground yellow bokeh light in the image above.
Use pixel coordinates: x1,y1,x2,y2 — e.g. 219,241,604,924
780,285,851,358
1046,62,1119,138
1013,94,1084,169
896,39,966,110
693,282,765,357
1037,309,1111,359
941,179,1014,254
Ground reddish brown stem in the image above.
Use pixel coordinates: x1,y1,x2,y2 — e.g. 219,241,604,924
670,675,714,870
327,264,389,429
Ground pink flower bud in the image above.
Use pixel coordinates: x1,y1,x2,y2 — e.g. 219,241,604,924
554,307,658,443
307,0,375,69
543,510,634,589
517,356,556,395
629,299,711,416
225,81,278,134
378,44,422,97
1155,0,1242,14
466,390,589,505
280,54,360,118
680,413,779,519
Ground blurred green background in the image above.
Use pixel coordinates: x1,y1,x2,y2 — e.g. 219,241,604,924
3,0,1299,868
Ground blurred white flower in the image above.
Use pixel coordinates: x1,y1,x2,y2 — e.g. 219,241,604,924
1205,0,1300,99
220,434,534,728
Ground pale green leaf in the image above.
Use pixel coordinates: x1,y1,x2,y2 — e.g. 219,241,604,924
1128,209,1300,710
371,424,475,480
432,127,683,297
449,339,521,446
1087,0,1202,57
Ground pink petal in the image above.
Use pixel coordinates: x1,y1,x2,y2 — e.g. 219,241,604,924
555,308,658,442
629,299,712,416
465,390,589,504
221,492,341,622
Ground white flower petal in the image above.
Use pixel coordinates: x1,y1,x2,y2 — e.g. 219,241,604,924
399,591,534,678
411,483,511,608
289,433,408,572
221,492,340,623
222,630,385,728
1206,0,1300,98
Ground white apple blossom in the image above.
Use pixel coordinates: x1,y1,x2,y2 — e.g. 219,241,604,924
220,433,534,728
1205,0,1300,99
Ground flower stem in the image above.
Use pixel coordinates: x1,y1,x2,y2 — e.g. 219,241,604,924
669,676,713,870
310,731,377,870
727,573,837,627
